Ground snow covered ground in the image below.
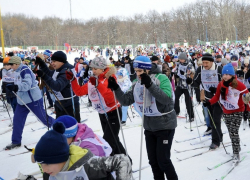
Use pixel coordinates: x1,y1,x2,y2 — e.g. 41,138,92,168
0,51,250,180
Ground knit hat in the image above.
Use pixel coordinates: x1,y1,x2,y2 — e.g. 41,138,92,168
133,56,152,70
236,70,244,78
222,63,235,76
53,115,78,138
51,51,67,63
164,55,170,63
230,55,238,61
90,57,107,69
43,50,52,57
150,56,159,62
202,53,214,62
8,56,21,65
178,53,188,60
221,58,228,65
3,57,10,64
216,55,222,59
34,122,69,164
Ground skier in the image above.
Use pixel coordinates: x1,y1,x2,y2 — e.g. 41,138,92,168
4,56,54,150
107,56,178,180
174,52,194,121
193,53,223,149
204,63,249,164
65,57,127,156
116,68,132,126
35,51,81,122
34,122,132,180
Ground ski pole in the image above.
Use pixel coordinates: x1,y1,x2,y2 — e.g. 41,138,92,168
0,94,12,126
67,69,76,118
43,80,69,115
12,91,47,127
139,85,146,180
113,91,129,154
207,107,229,154
42,87,49,131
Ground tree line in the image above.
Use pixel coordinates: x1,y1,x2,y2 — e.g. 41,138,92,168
1,0,250,47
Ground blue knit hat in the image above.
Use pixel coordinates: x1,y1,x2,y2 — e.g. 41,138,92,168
222,63,235,76
53,115,78,138
43,50,51,57
133,56,152,70
34,122,69,164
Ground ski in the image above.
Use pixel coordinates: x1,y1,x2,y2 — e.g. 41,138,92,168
207,158,233,170
132,165,150,173
175,134,211,143
184,123,206,129
190,138,211,145
217,155,247,180
9,151,30,156
177,144,231,161
174,145,210,153
177,115,186,118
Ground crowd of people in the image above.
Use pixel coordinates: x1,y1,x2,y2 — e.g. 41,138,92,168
1,42,250,179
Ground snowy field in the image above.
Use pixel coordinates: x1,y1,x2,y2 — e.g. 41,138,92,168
0,51,250,180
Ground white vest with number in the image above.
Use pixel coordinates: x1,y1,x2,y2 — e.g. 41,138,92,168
88,80,117,114
177,64,187,80
201,67,219,92
49,165,89,180
2,69,15,83
219,87,243,110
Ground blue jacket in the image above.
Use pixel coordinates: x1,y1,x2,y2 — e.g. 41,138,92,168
40,62,79,110
14,64,41,105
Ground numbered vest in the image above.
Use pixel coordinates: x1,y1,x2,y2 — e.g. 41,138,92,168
49,165,89,180
177,64,187,80
2,69,15,83
88,80,117,114
125,64,131,75
201,67,219,92
219,87,243,110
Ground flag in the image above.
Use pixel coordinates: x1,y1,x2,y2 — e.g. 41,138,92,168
64,43,71,54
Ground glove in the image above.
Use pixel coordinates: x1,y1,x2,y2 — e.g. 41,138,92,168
209,87,217,94
35,56,46,68
36,70,45,78
6,84,18,93
186,77,192,84
203,99,211,107
108,76,119,91
242,92,250,104
65,70,75,81
83,66,89,79
220,87,227,100
180,70,185,75
140,73,152,88
89,77,98,86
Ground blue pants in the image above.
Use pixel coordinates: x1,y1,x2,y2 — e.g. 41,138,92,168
6,97,17,113
12,98,55,144
202,105,211,128
41,87,53,106
121,106,129,122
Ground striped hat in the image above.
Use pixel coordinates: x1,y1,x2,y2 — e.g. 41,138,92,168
53,115,78,138
133,56,152,70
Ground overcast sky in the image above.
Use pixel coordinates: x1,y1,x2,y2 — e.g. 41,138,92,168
0,0,197,20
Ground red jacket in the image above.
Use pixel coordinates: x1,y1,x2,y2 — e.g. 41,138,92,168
71,68,120,113
210,79,248,114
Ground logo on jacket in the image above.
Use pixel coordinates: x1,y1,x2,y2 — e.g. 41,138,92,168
90,87,97,98
74,177,84,180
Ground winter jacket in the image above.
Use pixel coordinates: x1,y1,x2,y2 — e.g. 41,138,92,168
175,61,194,89
40,62,79,110
114,63,177,131
50,145,132,180
13,64,42,105
209,79,248,114
71,67,120,113
73,123,112,157
193,63,222,99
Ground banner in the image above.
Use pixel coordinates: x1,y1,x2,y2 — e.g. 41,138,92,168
161,43,167,48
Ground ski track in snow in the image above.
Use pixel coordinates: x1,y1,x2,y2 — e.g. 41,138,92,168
0,51,250,180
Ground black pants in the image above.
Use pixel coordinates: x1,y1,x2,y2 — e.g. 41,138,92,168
243,104,249,121
45,88,53,107
174,87,194,119
55,103,81,123
207,102,223,146
145,129,178,180
99,107,126,155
